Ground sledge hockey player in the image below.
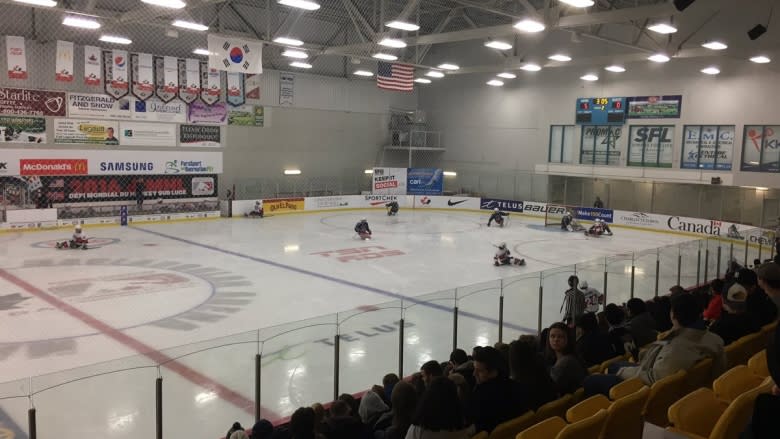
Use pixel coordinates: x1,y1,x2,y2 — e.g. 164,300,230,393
579,280,603,313
245,201,264,218
487,208,509,227
56,225,89,250
493,242,525,266
355,217,372,240
561,211,584,232
727,224,744,240
386,201,399,216
585,219,613,236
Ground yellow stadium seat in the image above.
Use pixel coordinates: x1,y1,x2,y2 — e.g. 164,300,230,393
601,386,650,439
686,357,714,394
472,432,488,439
748,350,769,378
565,394,611,423
705,382,770,439
570,387,586,405
741,332,766,359
608,377,644,401
556,409,608,439
488,411,535,439
726,332,763,370
667,388,728,438
588,364,602,375
516,416,567,439
599,355,627,373
713,365,764,402
534,394,573,423
643,369,687,427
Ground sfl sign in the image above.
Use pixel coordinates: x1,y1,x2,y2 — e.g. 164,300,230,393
311,246,405,263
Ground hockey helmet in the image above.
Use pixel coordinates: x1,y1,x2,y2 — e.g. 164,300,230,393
255,201,261,205
361,217,367,222
498,242,506,250
494,208,499,212
580,280,588,289
75,225,82,232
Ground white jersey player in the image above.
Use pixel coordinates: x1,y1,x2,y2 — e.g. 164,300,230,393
494,242,525,266
56,225,88,249
579,280,603,313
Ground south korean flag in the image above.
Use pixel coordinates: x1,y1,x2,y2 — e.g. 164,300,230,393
207,34,263,74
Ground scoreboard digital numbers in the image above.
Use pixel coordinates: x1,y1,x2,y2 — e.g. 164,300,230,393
575,97,627,125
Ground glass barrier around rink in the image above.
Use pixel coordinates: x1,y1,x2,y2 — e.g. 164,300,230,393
605,253,635,307
633,248,660,302
658,243,683,293
455,279,502,352
501,272,543,340
0,378,30,438
337,300,403,396
540,265,577,327
401,289,456,378
679,238,706,288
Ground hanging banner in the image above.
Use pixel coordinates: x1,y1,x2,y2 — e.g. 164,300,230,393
6,36,28,80
68,92,132,120
40,174,217,204
279,72,294,106
119,122,176,147
0,87,66,117
55,41,74,83
246,74,261,99
200,66,221,105
84,46,102,86
187,100,228,125
228,105,264,126
180,125,221,147
104,50,129,99
131,53,155,101
179,59,200,104
0,116,46,144
132,97,186,123
54,119,119,145
226,72,245,106
154,56,178,103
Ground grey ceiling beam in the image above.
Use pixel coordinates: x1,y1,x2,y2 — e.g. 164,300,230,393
450,0,521,19
342,0,377,43
516,0,542,19
416,7,461,63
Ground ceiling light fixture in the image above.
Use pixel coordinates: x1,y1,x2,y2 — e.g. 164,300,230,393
497,72,516,79
172,20,208,31
278,0,321,10
484,40,513,50
99,35,132,45
513,18,545,33
284,169,302,175
386,20,419,31
443,171,457,176
700,66,720,75
379,38,407,48
559,0,595,7
364,169,374,174
750,55,771,63
193,48,211,56
274,37,304,46
289,61,312,69
437,63,459,70
520,63,541,71
282,49,308,59
13,0,57,6
414,78,431,84
426,71,445,78
648,53,671,63
701,41,727,50
353,70,373,77
486,79,504,87
62,16,101,29
372,53,398,61
141,0,186,8
604,65,626,73
648,23,678,34
548,54,572,62
580,74,598,81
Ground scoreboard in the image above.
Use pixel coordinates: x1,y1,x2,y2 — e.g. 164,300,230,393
575,97,627,125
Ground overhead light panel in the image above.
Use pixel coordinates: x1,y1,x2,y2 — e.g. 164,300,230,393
274,37,304,46
485,40,512,50
372,53,398,61
425,71,445,78
364,169,374,174
443,171,457,176
580,74,598,81
63,16,101,29
497,72,516,79
520,63,541,72
604,65,626,73
514,18,545,33
414,78,431,84
99,35,132,45
13,0,57,6
548,54,572,62
353,70,373,77
438,63,459,71
648,53,671,63
284,169,302,175
290,61,312,69
379,38,407,48
559,0,595,7
701,41,727,50
648,23,677,34
193,48,211,56
700,66,720,75
750,55,771,63
278,0,320,10
172,20,208,31
486,79,504,87
386,20,419,31
282,49,308,59
141,0,186,8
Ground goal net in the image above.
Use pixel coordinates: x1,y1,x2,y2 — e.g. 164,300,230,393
544,204,578,227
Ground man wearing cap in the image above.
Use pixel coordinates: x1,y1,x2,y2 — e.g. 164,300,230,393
709,272,761,345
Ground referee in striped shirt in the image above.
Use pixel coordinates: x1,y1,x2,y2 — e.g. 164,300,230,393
561,275,587,325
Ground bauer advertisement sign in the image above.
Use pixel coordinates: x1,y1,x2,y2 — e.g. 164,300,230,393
37,174,217,204
372,168,407,195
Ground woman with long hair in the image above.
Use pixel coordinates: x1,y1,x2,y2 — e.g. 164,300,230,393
405,377,474,439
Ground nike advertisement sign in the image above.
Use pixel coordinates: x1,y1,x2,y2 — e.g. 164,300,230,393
447,199,467,206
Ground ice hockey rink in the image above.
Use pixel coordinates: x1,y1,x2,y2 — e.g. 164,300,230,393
0,211,734,438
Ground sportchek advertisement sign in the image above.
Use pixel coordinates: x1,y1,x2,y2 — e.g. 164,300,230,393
0,87,66,117
372,167,407,195
39,174,217,203
0,115,46,143
180,125,221,147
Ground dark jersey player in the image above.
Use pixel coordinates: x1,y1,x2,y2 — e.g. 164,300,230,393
561,211,584,232
488,208,509,227
386,201,399,216
245,201,264,218
355,218,372,240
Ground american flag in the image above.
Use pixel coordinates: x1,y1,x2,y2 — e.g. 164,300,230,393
377,62,414,91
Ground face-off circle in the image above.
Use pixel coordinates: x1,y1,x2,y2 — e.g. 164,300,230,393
32,238,121,249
